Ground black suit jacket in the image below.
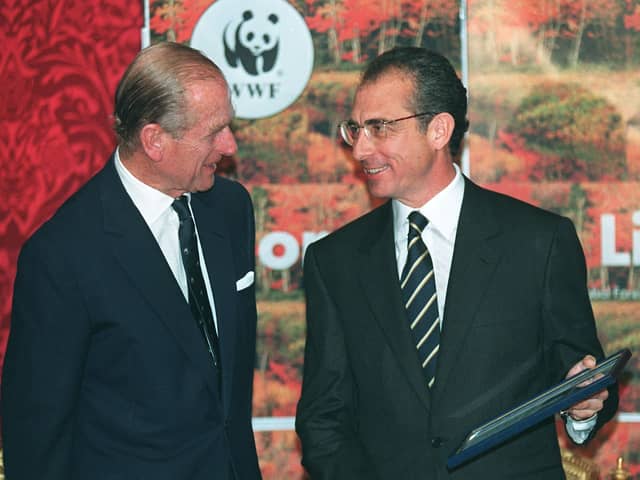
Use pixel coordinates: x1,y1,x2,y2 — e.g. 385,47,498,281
2,158,261,479
296,178,618,480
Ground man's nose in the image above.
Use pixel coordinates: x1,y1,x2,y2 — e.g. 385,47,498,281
217,126,237,156
351,131,375,161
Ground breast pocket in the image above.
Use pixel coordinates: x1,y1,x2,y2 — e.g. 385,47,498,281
235,270,254,291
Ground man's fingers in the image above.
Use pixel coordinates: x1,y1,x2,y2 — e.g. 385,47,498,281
566,389,608,420
566,354,597,379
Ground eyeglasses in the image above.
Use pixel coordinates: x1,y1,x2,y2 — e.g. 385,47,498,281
339,112,437,146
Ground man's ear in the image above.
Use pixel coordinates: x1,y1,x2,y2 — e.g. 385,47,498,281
139,123,166,162
429,112,455,152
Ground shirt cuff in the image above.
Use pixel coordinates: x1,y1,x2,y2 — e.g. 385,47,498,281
565,413,597,444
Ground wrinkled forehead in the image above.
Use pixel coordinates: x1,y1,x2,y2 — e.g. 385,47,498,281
352,72,416,120
185,79,235,124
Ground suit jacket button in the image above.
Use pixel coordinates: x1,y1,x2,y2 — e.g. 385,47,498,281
431,437,443,448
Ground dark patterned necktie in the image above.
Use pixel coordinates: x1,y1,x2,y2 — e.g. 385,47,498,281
172,196,222,374
400,211,440,388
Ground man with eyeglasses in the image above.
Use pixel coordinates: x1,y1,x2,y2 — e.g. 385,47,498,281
2,42,261,479
295,47,618,479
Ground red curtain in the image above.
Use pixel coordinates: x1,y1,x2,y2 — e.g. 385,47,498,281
0,0,144,375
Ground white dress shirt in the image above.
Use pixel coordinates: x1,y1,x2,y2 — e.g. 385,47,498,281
393,164,464,321
114,149,219,331
391,163,594,442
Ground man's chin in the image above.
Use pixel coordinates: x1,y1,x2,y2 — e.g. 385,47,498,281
194,176,216,193
366,181,391,199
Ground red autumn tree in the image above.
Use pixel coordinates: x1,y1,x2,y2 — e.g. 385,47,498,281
150,0,211,42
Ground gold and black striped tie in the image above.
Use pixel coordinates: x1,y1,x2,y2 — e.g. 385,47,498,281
400,211,440,388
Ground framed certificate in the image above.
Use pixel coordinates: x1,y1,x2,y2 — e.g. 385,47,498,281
447,348,632,470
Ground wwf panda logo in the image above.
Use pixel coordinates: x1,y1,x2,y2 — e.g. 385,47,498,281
190,0,314,119
223,10,279,76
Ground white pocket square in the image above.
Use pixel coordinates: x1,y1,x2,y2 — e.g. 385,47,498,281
236,271,254,291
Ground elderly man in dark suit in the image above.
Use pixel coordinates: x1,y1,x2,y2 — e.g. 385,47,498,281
2,42,261,480
296,47,618,479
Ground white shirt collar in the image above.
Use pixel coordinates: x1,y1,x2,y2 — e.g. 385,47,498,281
392,163,465,243
114,148,186,225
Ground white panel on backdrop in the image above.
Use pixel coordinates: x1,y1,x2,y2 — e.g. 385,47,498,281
191,0,314,119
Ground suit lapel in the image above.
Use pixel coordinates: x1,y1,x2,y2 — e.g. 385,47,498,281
433,179,503,400
98,160,221,402
191,194,238,414
356,202,432,411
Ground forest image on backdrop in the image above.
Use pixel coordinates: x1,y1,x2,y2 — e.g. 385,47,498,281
149,0,640,477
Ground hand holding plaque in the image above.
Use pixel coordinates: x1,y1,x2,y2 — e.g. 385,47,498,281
447,349,632,470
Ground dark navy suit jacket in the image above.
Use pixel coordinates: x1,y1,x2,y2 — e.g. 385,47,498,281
296,177,618,480
2,157,261,479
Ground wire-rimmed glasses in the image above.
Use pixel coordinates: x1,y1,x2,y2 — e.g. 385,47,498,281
339,111,437,146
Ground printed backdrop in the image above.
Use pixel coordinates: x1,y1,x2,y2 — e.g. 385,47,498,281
1,0,639,478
